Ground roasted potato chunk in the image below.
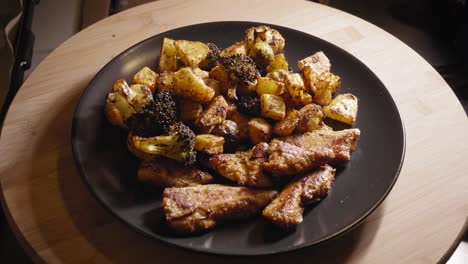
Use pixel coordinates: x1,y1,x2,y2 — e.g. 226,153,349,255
266,54,289,73
298,51,331,74
220,41,247,57
248,41,274,69
260,94,286,120
314,72,341,106
244,26,285,54
155,72,174,90
195,95,229,129
248,118,272,144
209,65,229,90
133,66,158,93
158,38,178,72
285,73,312,105
296,104,325,133
174,40,210,68
193,68,210,79
179,99,203,122
256,76,285,96
194,134,225,154
172,67,215,102
323,93,358,125
273,109,301,136
266,69,289,82
128,84,153,110
230,111,250,141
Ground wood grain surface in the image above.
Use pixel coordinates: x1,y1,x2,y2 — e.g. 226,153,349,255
0,0,467,263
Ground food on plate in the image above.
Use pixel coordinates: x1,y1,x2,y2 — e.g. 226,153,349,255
162,184,278,233
138,159,214,187
103,25,361,233
263,165,335,228
264,129,360,176
323,93,358,125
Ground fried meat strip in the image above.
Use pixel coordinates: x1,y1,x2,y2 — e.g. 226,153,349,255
264,128,360,176
207,142,273,187
262,165,335,228
162,184,278,233
138,159,214,187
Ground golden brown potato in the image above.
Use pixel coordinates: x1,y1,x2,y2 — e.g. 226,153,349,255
323,93,358,125
195,95,229,129
248,41,274,69
266,54,289,73
155,72,174,90
256,76,285,96
174,40,210,68
230,111,250,141
314,72,341,106
192,68,210,79
266,69,289,82
269,29,285,54
105,93,135,129
194,134,225,154
273,109,301,136
179,99,203,122
298,51,331,74
172,67,215,102
209,65,229,90
248,118,272,144
220,41,247,57
128,84,153,110
296,104,325,133
204,78,222,97
226,83,238,101
285,73,312,105
158,38,178,72
133,66,158,93
244,26,285,54
260,94,286,120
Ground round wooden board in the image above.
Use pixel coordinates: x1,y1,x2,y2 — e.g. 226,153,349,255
0,0,467,263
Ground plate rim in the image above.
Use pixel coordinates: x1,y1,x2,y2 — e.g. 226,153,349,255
71,20,406,256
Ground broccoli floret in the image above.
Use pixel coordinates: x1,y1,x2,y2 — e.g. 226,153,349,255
219,54,260,86
199,43,221,70
237,95,261,116
132,122,196,165
125,90,179,137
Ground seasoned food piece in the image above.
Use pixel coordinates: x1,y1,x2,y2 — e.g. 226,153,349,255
204,78,222,97
298,51,331,74
158,38,178,72
323,93,358,125
285,73,312,105
128,123,196,165
194,134,224,154
263,165,335,228
248,118,272,144
256,76,285,96
162,184,278,233
179,99,203,122
172,67,215,102
266,54,289,73
212,120,240,152
273,109,301,136
133,66,158,93
260,94,286,120
220,41,247,57
237,95,261,116
313,72,341,106
209,65,229,89
295,103,325,133
264,129,360,176
138,159,214,187
207,148,273,187
155,72,175,90
128,84,153,110
192,68,210,79
219,54,260,89
248,41,274,69
266,69,289,83
174,40,210,68
195,95,229,129
244,26,285,54
229,111,250,141
199,43,221,71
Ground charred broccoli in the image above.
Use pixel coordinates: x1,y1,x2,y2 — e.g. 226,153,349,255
199,43,221,70
125,90,179,137
219,54,260,86
237,95,261,116
130,122,196,165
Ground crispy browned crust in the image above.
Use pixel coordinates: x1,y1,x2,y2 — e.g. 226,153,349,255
264,128,360,176
263,165,335,228
162,184,278,233
207,146,273,188
138,160,214,187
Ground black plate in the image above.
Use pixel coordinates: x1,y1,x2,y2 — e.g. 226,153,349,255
72,21,405,256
